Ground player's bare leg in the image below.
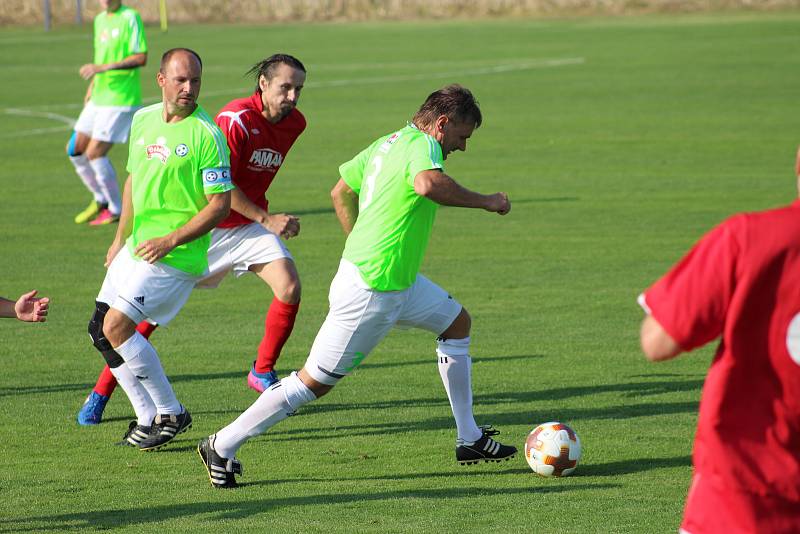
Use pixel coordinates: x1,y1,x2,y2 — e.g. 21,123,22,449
437,307,517,464
246,258,301,392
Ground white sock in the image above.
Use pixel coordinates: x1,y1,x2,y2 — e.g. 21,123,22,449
437,336,482,443
214,371,316,458
69,154,104,202
115,332,181,415
89,157,121,214
109,362,157,426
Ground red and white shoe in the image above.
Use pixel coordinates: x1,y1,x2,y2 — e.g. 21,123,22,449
89,209,120,226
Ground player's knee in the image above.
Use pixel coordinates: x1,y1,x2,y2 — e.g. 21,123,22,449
88,302,124,367
88,302,111,349
66,131,80,156
440,307,471,340
101,308,129,347
277,277,301,304
298,367,333,398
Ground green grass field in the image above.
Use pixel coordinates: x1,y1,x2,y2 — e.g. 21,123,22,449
2,12,800,532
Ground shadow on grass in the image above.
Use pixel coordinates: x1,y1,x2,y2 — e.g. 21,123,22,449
579,455,692,477
359,353,542,370
261,399,698,442
0,483,619,532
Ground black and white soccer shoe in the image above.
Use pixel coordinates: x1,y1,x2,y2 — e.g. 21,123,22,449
116,420,152,447
456,425,517,465
137,409,192,451
197,435,242,489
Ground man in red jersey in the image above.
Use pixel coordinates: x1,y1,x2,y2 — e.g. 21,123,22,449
77,54,308,431
639,169,800,533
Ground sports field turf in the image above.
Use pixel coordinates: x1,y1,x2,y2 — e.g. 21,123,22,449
1,11,799,532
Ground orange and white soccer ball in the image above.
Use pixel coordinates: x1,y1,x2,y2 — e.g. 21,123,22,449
525,422,582,477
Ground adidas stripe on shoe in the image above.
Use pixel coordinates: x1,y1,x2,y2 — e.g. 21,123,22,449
116,420,152,447
197,435,242,489
137,409,192,451
455,425,517,465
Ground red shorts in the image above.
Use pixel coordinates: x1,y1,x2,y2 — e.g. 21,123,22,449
680,473,800,534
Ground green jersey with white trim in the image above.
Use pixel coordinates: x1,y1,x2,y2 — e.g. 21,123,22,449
126,103,233,276
91,5,147,107
339,123,444,291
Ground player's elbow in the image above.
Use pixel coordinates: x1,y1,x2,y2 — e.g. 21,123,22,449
210,193,231,223
640,315,682,362
413,172,436,198
331,179,355,205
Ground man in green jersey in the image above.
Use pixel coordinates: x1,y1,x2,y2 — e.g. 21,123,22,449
199,84,515,488
67,0,147,226
89,48,233,452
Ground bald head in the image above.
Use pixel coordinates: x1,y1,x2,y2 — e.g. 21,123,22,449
157,48,203,119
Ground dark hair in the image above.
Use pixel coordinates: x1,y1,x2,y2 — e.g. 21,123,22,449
160,48,203,72
412,84,482,129
247,53,306,92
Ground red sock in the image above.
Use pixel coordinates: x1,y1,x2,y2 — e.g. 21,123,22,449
93,320,158,396
254,297,299,373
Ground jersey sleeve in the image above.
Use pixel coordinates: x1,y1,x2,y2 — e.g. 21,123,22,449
215,110,248,183
639,217,742,351
128,10,147,54
198,123,234,195
339,145,373,194
406,134,443,187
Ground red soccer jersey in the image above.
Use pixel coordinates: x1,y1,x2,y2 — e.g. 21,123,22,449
214,92,306,228
641,201,800,532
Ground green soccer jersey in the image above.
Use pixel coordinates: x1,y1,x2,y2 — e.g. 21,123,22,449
339,123,444,291
126,103,233,276
91,5,147,108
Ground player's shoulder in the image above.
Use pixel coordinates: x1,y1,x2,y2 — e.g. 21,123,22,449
218,96,257,115
285,108,307,130
403,125,442,158
132,102,162,121
216,97,261,131
195,106,226,134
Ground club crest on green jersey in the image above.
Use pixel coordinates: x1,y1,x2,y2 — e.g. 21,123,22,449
146,137,171,164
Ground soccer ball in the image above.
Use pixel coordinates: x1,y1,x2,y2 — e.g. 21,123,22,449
525,422,582,477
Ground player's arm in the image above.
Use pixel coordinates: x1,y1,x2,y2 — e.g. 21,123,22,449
640,315,682,362
413,170,510,215
105,174,134,267
79,52,147,80
83,79,94,104
230,188,299,239
331,178,359,235
135,191,231,264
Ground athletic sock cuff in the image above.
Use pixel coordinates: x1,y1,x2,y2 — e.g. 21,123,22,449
271,296,300,313
282,371,317,411
114,331,150,362
437,336,471,357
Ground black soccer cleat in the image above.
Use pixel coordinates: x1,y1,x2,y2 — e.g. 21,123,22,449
137,409,192,451
116,420,152,447
197,435,242,489
456,425,517,465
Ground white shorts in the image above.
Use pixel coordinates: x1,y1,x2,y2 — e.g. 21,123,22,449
74,101,139,144
96,247,197,326
197,223,293,289
304,259,462,385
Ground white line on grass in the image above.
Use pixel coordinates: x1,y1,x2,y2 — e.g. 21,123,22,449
2,57,584,137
